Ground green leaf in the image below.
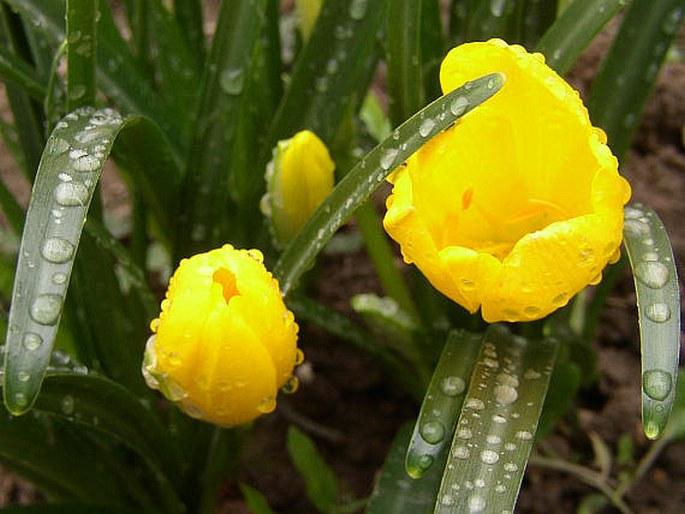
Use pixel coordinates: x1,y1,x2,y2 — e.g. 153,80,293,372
239,483,276,514
622,204,681,440
66,0,97,110
173,0,206,63
434,325,558,514
588,0,685,161
273,73,504,297
286,426,338,513
536,0,625,74
268,0,390,146
0,46,46,99
177,0,266,254
365,423,446,514
405,330,481,478
387,0,424,125
662,368,685,441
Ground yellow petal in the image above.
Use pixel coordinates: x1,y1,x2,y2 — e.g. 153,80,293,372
143,244,301,426
383,39,631,322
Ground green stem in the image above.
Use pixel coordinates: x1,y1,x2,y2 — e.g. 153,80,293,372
530,454,635,514
354,201,420,323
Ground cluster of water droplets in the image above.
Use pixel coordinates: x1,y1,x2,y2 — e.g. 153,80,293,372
435,332,553,513
5,108,122,411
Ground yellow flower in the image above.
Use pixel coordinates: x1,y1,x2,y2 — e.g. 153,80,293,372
142,244,301,427
261,130,335,248
383,39,631,323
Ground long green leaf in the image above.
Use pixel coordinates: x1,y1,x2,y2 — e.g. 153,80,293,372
536,0,625,74
588,0,684,161
0,46,46,99
65,0,97,110
366,423,446,514
405,330,482,478
387,0,424,125
273,73,504,296
173,0,206,63
434,325,558,513
177,0,266,254
268,0,390,146
623,204,681,439
2,108,178,414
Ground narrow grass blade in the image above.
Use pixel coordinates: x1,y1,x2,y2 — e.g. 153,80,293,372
2,108,124,414
0,46,46,99
0,173,25,236
177,0,266,254
434,325,558,513
66,0,97,110
623,204,681,440
420,0,445,101
536,0,625,74
366,423,446,514
268,0,390,146
273,73,504,296
240,483,276,514
286,426,338,513
387,0,424,125
588,0,684,161
517,0,558,49
405,330,482,478
173,0,206,63
464,0,518,41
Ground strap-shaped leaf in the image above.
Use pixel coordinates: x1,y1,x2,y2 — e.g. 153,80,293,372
366,423,446,514
536,0,625,74
2,108,180,414
268,0,390,146
66,0,97,111
434,325,558,514
588,0,685,161
273,73,505,296
623,204,681,439
405,330,482,478
0,46,46,100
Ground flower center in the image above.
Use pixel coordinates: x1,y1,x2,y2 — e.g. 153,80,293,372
213,267,239,303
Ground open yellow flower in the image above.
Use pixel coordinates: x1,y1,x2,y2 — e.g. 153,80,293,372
142,244,301,427
383,39,631,322
261,130,335,248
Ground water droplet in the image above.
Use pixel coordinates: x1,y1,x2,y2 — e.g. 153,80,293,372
282,375,299,394
23,333,43,351
13,393,28,408
17,370,30,382
55,182,89,206
441,494,455,507
441,376,466,396
465,398,485,410
52,273,68,285
257,396,276,413
42,237,75,264
504,462,518,472
480,449,499,464
643,369,673,401
219,68,244,95
624,218,650,236
504,443,516,451
450,96,469,116
662,7,683,35
453,446,470,459
492,414,507,424
524,368,541,380
47,137,70,154
380,148,399,170
490,0,505,17
486,434,502,445
551,292,568,306
72,154,100,172
635,261,669,288
69,84,87,100
419,118,435,137
645,303,671,323
30,294,63,325
495,484,507,493
457,427,473,439
348,0,367,20
416,454,433,470
314,75,329,93
420,420,445,444
644,420,660,440
515,430,533,440
523,305,541,317
468,494,487,513
61,395,75,415
494,385,518,406
483,357,499,369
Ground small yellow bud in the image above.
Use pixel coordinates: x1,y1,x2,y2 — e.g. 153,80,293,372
261,130,335,248
295,0,323,42
142,244,301,427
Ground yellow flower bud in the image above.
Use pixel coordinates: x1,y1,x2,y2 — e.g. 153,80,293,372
383,39,632,323
142,244,301,427
261,130,335,248
295,0,323,42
